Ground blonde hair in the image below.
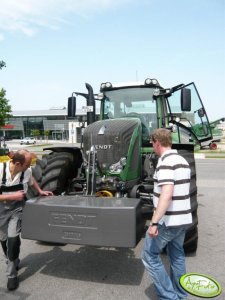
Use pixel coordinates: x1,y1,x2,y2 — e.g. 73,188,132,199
151,128,172,147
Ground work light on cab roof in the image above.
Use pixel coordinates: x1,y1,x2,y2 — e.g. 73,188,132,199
100,82,112,90
100,78,160,91
144,78,159,86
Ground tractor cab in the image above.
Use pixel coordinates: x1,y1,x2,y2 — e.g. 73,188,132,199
99,80,212,147
100,82,158,144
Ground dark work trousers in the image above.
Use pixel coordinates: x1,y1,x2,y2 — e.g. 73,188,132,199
0,162,24,278
0,206,22,278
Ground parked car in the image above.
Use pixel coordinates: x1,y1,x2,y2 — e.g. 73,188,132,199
20,137,36,145
0,136,12,141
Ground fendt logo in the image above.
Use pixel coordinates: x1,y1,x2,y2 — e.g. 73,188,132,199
94,145,112,150
49,212,97,228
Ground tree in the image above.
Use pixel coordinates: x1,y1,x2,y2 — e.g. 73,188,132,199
44,129,50,141
31,129,40,139
0,60,6,69
0,89,12,127
0,60,11,127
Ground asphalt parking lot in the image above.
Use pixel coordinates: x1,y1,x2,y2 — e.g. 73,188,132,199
0,145,224,299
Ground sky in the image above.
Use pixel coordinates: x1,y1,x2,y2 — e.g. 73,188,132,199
0,0,224,120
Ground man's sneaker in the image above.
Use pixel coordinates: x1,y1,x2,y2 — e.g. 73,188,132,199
7,277,19,291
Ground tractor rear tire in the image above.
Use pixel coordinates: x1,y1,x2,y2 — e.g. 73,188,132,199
29,151,80,197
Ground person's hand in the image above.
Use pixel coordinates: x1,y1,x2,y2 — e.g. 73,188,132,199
13,190,26,201
39,190,53,196
148,225,158,238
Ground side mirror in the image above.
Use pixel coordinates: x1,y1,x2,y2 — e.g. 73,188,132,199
181,88,191,111
198,108,205,118
68,96,76,118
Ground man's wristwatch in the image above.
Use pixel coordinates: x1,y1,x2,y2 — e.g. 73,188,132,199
150,222,158,226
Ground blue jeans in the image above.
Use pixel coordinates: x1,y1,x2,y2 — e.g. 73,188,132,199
142,223,188,300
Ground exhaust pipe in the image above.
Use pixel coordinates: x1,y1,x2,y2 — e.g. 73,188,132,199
85,83,96,125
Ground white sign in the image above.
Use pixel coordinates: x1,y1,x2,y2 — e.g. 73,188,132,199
82,106,93,113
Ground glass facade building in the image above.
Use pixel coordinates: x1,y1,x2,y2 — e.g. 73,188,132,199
0,107,99,141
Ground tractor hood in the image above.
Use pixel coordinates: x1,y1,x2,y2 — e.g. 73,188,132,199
83,119,141,172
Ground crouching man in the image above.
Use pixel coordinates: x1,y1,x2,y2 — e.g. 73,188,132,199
0,149,53,291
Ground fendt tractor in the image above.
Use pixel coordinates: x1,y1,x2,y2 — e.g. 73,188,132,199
199,117,225,150
22,78,213,253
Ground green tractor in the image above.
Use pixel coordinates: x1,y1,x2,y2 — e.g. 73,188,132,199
197,117,224,150
22,78,212,252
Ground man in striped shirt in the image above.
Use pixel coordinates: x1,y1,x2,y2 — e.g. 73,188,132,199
142,128,192,300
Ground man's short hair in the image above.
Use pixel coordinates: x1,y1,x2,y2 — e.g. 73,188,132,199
151,128,172,147
11,149,31,166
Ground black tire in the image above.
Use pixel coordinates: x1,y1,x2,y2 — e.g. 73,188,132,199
29,151,81,197
178,149,198,253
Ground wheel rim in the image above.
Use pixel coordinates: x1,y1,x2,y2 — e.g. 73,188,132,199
210,143,217,150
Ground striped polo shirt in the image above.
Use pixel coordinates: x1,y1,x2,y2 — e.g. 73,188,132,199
153,149,193,227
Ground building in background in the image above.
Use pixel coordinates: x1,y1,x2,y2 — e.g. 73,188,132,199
0,107,100,143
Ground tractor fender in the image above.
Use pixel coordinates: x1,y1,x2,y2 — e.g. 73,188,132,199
43,146,83,166
43,146,82,154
